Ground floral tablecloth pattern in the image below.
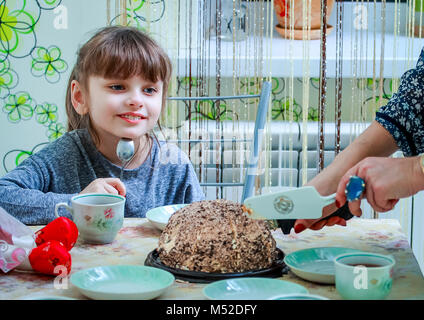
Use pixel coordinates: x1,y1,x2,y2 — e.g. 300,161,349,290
1,218,423,300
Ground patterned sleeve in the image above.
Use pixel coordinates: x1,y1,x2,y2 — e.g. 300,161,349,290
375,47,424,156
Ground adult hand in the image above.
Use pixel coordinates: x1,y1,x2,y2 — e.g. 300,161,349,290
335,156,421,215
80,178,126,197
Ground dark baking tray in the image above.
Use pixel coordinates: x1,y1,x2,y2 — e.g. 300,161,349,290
144,248,288,283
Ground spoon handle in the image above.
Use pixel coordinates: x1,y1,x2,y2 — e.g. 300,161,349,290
120,161,128,181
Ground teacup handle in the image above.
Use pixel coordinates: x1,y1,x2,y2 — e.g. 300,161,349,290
55,202,73,218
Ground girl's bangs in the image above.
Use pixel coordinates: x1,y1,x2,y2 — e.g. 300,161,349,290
87,33,168,83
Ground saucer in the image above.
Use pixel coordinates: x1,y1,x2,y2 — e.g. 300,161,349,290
284,247,361,284
146,204,187,230
202,277,308,300
70,265,174,300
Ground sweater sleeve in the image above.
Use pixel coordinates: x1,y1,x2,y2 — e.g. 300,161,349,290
158,142,205,204
182,162,206,203
0,154,76,225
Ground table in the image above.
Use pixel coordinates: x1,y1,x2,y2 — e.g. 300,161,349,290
1,218,424,300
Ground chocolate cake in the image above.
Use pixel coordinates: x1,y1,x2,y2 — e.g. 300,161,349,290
157,199,277,273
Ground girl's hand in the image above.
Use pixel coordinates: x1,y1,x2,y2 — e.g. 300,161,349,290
335,156,421,215
80,178,126,197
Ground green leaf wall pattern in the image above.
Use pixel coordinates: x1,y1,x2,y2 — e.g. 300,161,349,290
0,0,64,172
31,46,68,83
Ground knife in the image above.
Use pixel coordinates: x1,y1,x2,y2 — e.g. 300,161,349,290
242,175,365,222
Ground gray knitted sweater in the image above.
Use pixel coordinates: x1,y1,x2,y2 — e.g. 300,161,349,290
0,129,205,225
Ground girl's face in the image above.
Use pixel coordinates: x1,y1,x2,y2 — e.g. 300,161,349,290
85,75,163,142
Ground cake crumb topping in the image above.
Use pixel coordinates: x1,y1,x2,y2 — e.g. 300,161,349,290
157,199,277,273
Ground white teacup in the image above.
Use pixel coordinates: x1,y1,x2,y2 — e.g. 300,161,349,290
55,193,125,244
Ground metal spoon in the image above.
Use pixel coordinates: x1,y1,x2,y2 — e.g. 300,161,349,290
116,138,135,181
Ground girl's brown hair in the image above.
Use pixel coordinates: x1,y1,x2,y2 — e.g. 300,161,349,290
65,26,172,145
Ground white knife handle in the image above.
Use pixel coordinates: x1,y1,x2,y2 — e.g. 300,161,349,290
321,193,336,207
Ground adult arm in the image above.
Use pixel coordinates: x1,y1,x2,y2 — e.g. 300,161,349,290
294,120,398,232
294,48,424,232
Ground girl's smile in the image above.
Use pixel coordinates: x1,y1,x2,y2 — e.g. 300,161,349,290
118,111,148,124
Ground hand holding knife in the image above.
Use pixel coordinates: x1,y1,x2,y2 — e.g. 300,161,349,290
242,176,365,234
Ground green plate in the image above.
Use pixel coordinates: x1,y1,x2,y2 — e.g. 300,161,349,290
202,277,308,300
70,265,175,300
284,247,362,284
146,204,187,230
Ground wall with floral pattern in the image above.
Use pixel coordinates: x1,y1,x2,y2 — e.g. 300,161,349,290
0,0,399,177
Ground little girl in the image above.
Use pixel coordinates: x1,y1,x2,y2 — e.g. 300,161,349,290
0,26,205,225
